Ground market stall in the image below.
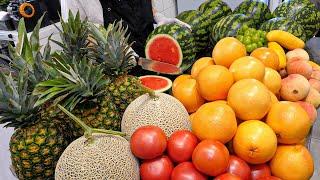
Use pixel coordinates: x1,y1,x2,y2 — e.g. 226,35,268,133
0,0,320,179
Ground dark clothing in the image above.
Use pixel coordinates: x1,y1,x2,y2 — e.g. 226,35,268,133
99,0,154,57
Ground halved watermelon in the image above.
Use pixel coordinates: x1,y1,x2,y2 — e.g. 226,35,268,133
139,75,172,93
145,23,196,72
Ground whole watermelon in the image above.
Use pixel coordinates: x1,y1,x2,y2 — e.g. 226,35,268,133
260,17,307,41
176,10,211,54
273,0,320,39
198,0,232,24
233,0,272,27
145,24,196,72
210,14,255,43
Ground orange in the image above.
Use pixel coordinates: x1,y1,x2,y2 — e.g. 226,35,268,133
173,78,205,113
233,120,277,164
215,100,227,105
172,74,192,90
191,57,214,79
227,79,271,120
266,101,311,144
197,65,234,101
229,56,265,81
270,145,314,180
269,91,279,105
263,67,282,94
251,47,280,70
212,37,247,68
189,113,196,123
192,101,237,143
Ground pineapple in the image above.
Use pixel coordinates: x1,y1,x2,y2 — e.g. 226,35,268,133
0,16,71,179
89,21,148,115
34,54,122,138
0,69,70,180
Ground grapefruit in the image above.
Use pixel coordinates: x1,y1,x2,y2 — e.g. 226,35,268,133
266,101,311,144
172,74,192,90
263,67,282,94
229,56,265,82
192,102,237,143
197,65,234,101
270,145,314,180
227,79,272,120
191,57,214,78
251,47,279,70
173,78,205,113
233,120,277,164
212,37,246,68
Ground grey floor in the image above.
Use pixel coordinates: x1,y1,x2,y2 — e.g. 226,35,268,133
309,109,320,180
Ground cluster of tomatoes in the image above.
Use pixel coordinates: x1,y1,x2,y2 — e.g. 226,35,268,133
130,125,279,180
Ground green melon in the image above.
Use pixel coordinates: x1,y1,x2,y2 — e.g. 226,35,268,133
145,23,196,72
233,0,272,27
260,17,307,41
273,0,320,39
139,75,172,93
210,14,255,43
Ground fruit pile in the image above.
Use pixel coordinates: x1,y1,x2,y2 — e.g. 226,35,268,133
172,33,316,179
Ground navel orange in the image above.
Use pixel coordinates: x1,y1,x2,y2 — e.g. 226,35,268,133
251,47,279,70
263,67,282,94
270,145,314,180
229,56,265,82
197,65,234,101
173,78,205,113
192,101,237,143
266,101,311,144
227,79,271,120
191,57,214,79
212,37,246,68
233,120,277,164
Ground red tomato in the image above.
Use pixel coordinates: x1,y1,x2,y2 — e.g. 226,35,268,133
130,125,167,159
259,176,282,180
140,155,174,180
171,162,207,180
250,163,272,180
167,130,199,163
192,140,229,176
215,173,242,180
227,155,251,180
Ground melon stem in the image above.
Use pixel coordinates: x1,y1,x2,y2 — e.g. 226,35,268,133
57,105,125,141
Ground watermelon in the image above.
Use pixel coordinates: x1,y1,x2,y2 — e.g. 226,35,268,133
176,10,212,54
210,14,255,43
145,23,196,72
139,75,172,93
260,17,307,41
273,0,320,39
198,0,232,19
233,0,272,27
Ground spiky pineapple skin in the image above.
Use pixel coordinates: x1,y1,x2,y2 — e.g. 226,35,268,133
9,120,69,180
108,75,147,115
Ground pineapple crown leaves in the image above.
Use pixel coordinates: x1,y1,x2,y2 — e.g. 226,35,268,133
52,10,90,59
88,21,137,76
0,68,40,128
3,15,53,86
33,52,108,111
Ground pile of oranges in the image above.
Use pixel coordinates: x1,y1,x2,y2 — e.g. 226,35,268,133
172,37,314,180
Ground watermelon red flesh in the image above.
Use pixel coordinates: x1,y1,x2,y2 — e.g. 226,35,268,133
146,34,183,67
140,77,169,90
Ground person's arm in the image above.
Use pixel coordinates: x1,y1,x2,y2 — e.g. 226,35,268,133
151,0,191,29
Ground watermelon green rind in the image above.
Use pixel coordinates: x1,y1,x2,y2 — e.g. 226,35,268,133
273,0,320,39
139,75,172,93
260,17,307,41
233,0,272,27
146,23,196,72
210,14,255,42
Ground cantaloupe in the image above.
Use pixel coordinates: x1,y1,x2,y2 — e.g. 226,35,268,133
55,105,139,179
121,93,191,139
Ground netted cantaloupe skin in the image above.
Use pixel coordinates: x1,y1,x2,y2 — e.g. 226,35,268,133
55,133,139,180
121,93,191,139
